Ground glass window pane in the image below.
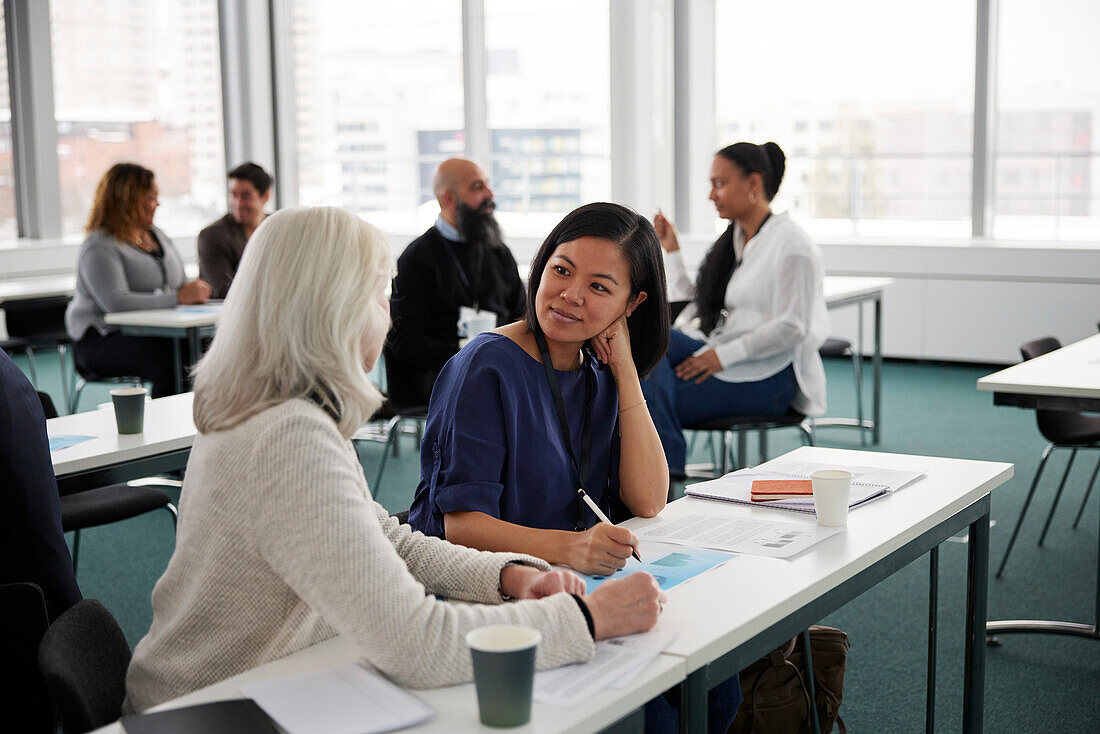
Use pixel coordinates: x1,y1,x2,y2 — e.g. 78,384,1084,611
51,0,226,237
715,0,974,239
290,0,464,233
995,0,1100,242
0,3,15,240
485,1,610,244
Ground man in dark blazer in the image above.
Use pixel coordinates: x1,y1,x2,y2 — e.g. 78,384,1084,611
0,350,81,620
385,157,525,407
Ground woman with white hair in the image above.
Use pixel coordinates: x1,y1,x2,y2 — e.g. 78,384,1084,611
124,207,664,712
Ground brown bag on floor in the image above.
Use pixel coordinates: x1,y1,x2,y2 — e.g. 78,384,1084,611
729,625,850,734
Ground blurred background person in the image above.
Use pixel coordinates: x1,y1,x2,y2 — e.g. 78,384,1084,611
197,162,273,299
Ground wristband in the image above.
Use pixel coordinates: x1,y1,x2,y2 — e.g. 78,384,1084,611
570,594,596,638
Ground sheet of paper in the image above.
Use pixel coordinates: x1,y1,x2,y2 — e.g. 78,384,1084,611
632,513,842,559
49,435,94,452
533,629,677,707
176,304,223,314
575,542,735,594
685,470,887,513
242,663,434,734
762,460,925,493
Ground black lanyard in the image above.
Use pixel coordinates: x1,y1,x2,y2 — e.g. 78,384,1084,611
533,328,595,532
443,240,484,311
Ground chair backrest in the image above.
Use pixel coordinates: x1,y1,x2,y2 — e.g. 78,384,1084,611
38,599,132,734
3,296,69,340
1018,336,1099,444
0,582,56,734
37,391,59,420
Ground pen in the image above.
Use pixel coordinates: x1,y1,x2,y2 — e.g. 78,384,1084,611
577,488,642,563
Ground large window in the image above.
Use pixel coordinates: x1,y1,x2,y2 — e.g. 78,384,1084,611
485,1,610,241
289,0,464,234
0,3,15,240
994,0,1100,241
50,0,226,237
715,0,975,239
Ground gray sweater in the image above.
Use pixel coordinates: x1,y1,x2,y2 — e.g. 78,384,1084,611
125,399,594,712
65,227,185,341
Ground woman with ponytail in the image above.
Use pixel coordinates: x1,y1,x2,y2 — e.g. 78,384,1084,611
643,142,829,476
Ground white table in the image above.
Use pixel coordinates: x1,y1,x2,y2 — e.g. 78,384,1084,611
977,334,1100,643
977,333,1100,414
48,392,196,495
0,274,75,305
628,445,1013,733
91,636,686,734
821,276,894,444
105,307,222,394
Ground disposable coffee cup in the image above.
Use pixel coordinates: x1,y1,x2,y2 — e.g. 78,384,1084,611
811,469,853,527
466,625,541,727
110,387,148,434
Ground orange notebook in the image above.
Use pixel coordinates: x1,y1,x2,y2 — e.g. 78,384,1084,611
750,479,813,502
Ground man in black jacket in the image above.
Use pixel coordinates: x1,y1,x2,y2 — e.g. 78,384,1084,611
386,158,525,408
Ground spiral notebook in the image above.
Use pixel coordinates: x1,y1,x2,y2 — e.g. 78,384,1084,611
685,466,898,515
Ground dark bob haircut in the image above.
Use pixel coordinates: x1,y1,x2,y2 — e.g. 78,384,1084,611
525,202,670,379
227,161,273,195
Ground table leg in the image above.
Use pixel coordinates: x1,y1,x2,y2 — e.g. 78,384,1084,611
872,294,883,444
172,338,183,395
801,629,822,734
963,509,989,733
927,546,939,734
185,327,202,391
857,302,866,447
678,668,708,734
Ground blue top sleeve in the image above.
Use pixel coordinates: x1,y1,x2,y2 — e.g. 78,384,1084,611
408,333,621,538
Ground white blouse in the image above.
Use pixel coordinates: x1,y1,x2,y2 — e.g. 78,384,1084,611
664,211,829,416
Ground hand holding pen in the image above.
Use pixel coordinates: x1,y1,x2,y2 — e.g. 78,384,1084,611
577,488,643,566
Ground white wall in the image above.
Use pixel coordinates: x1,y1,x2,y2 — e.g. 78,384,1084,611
4,235,1098,365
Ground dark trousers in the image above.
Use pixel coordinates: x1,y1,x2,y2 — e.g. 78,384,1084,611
75,329,180,398
644,676,742,733
641,330,798,474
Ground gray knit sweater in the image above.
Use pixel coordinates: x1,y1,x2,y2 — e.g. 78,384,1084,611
124,399,594,712
65,227,185,341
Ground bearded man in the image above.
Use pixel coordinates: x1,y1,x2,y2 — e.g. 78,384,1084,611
385,157,525,408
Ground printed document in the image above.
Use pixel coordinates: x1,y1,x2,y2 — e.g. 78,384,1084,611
575,541,735,594
534,628,677,707
632,513,842,558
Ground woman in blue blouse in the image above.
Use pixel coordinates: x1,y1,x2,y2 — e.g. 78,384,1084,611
408,202,670,576
408,202,741,732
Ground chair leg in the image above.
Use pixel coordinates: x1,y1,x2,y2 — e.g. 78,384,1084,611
373,416,402,492
737,430,748,470
1038,447,1077,546
24,347,38,386
799,421,815,447
164,502,179,529
70,379,87,414
719,431,731,476
1072,453,1100,530
71,529,81,574
997,443,1056,578
850,347,866,447
57,344,72,414
758,428,768,465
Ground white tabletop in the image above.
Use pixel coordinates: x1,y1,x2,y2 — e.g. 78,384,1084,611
0,274,75,303
626,446,1012,672
822,276,893,304
91,636,686,734
976,333,1100,401
105,305,222,329
48,392,197,478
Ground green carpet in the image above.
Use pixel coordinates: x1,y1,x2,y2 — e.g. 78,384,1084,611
20,352,1099,732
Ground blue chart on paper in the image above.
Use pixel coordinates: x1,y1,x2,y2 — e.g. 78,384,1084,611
580,547,735,594
49,435,95,452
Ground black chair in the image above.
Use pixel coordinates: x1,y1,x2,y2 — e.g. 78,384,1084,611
0,582,55,734
685,408,814,477
995,337,1100,578
38,392,178,573
369,404,429,494
813,337,868,445
3,296,74,409
38,598,131,734
69,360,146,415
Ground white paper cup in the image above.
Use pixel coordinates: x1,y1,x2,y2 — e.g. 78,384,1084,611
811,469,853,527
